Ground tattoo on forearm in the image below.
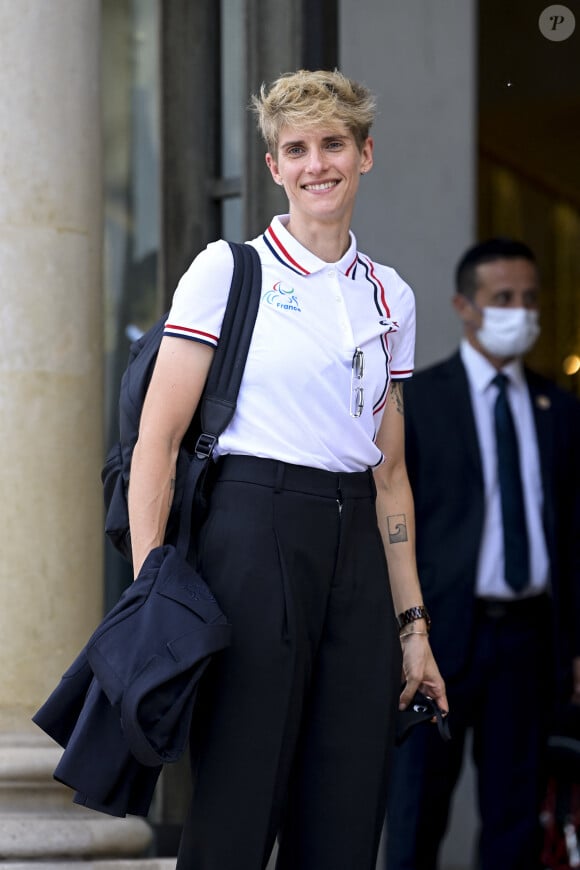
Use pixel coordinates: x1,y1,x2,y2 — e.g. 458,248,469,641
389,382,404,416
387,513,408,543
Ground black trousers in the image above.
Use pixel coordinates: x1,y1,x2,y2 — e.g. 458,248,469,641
176,455,402,870
384,595,552,870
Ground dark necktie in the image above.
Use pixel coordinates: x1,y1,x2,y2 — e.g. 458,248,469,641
492,373,529,593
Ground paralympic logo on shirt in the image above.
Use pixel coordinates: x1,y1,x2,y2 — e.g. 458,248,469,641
263,281,302,313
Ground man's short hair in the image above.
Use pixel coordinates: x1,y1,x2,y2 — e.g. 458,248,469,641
455,238,537,299
251,68,376,155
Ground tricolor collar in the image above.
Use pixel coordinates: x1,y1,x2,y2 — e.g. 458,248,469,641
263,215,359,277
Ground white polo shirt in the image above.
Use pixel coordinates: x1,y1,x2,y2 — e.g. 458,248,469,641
164,215,416,472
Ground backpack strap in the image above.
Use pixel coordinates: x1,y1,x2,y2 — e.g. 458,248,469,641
197,241,262,456
175,241,262,555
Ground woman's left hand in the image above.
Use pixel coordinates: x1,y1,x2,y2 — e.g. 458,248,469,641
398,634,448,714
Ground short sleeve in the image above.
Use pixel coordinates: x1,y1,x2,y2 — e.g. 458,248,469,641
388,277,416,380
163,239,235,347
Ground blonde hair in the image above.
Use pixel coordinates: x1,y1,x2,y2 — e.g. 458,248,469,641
251,69,376,155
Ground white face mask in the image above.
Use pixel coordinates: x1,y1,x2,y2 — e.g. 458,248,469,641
476,306,540,358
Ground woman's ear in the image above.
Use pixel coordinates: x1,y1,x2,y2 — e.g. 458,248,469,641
360,136,374,175
265,152,283,185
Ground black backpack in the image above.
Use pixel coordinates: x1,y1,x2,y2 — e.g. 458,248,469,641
102,241,262,564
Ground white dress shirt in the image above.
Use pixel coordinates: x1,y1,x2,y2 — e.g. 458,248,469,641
460,339,550,599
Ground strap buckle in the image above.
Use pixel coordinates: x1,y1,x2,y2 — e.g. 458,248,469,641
194,433,217,460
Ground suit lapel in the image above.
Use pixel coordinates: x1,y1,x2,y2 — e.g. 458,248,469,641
444,353,484,485
526,371,554,509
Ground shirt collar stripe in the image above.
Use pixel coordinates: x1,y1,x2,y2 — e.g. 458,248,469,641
345,253,359,277
265,225,311,275
262,233,306,277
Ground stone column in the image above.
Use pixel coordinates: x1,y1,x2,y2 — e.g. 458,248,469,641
0,0,150,860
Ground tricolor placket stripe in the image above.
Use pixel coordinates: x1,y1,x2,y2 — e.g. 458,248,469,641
353,255,396,415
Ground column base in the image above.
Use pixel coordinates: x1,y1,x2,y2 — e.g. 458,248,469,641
0,733,153,861
2,864,175,870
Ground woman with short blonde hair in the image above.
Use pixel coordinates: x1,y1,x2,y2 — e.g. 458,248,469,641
129,67,446,870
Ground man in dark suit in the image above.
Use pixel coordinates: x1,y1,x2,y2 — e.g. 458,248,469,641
385,238,580,870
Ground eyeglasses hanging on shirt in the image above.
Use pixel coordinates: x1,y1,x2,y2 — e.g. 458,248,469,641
350,347,364,418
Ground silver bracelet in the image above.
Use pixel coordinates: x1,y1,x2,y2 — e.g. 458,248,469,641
399,629,429,640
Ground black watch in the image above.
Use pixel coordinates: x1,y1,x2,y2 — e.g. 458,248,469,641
397,605,431,633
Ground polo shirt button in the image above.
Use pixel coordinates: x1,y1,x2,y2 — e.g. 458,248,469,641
328,269,335,277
